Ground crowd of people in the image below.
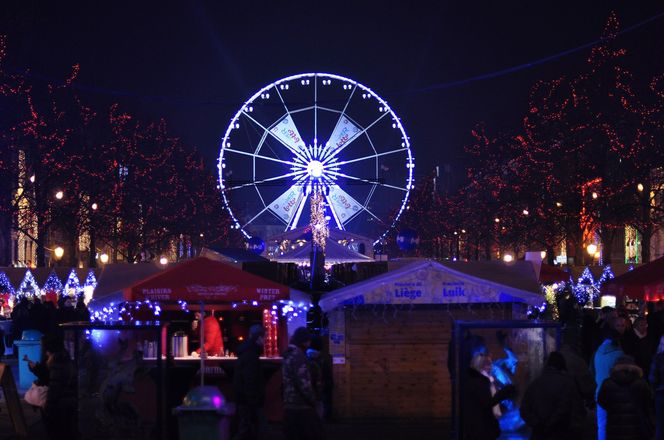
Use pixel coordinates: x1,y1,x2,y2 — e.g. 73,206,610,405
8,295,90,338
462,302,664,440
0,294,90,358
232,325,333,440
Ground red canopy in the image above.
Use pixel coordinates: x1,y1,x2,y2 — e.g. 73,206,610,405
123,256,289,303
601,256,664,301
539,264,570,285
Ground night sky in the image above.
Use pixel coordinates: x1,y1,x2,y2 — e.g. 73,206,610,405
2,1,663,179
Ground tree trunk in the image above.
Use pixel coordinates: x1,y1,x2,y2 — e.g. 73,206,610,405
36,221,47,267
66,229,77,268
641,228,652,263
546,245,555,265
88,227,97,268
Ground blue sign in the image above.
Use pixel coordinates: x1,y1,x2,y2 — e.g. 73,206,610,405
396,229,419,251
247,237,265,254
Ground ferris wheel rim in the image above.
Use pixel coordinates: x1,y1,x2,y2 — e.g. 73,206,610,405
218,72,415,245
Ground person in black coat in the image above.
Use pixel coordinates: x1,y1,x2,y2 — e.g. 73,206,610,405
598,355,654,440
520,352,584,440
463,353,516,440
233,324,266,440
623,317,656,377
41,335,76,440
649,336,664,440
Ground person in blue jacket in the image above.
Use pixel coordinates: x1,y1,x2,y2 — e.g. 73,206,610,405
592,318,626,440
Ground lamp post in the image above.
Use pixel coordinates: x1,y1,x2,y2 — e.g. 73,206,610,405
587,243,598,265
54,246,64,267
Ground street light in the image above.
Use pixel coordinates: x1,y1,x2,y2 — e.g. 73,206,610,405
91,203,98,210
503,254,514,263
637,183,644,192
522,209,529,216
587,244,598,256
55,190,64,200
54,246,64,260
591,192,598,199
159,256,168,265
494,218,500,223
99,253,109,264
540,250,546,260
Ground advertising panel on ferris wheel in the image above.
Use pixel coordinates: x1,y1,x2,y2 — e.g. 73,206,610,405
269,116,307,153
327,185,363,225
268,184,305,224
324,117,361,157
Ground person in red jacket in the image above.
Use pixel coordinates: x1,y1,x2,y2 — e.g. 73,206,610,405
193,311,224,357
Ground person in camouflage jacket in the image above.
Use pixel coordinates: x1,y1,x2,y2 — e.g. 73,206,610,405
282,327,325,440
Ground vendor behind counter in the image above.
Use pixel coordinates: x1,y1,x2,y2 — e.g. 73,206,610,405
161,309,269,358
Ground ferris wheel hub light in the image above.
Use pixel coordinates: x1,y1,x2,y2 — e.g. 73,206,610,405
307,160,324,179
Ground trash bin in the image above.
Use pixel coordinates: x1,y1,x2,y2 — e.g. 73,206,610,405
174,386,233,439
14,329,43,389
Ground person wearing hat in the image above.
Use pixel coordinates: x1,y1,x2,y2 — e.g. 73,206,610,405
233,324,266,440
598,355,653,440
282,327,325,440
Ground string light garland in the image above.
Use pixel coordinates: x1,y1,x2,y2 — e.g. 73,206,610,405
1,38,240,268
395,13,664,263
543,282,565,320
310,190,329,252
262,308,279,357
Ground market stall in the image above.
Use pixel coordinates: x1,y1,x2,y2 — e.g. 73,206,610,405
121,256,304,425
319,259,547,420
601,256,664,302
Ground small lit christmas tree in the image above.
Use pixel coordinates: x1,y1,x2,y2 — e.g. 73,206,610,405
83,270,97,290
573,267,597,305
18,270,40,298
42,271,64,295
597,265,615,286
0,271,15,295
63,269,81,297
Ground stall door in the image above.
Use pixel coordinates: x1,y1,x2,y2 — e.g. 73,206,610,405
343,308,451,418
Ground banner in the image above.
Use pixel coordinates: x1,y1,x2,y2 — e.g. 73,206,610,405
270,116,307,153
268,184,305,225
324,116,361,157
327,185,363,225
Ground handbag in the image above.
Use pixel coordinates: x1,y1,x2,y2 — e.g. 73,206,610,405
24,383,48,408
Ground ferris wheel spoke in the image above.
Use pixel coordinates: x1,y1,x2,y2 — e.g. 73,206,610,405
329,148,406,167
224,148,303,168
324,193,344,230
288,191,308,230
226,170,307,190
241,111,308,161
325,170,408,192
322,111,391,164
242,204,272,229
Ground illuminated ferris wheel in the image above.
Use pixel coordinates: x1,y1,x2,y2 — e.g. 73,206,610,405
218,73,415,243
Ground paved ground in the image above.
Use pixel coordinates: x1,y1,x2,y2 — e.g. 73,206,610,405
1,356,526,440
